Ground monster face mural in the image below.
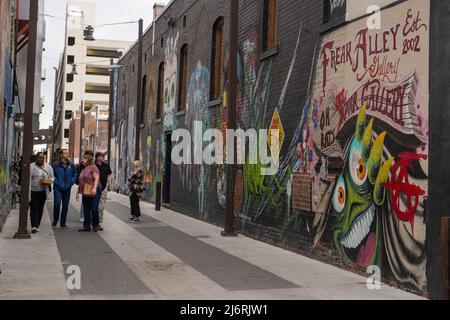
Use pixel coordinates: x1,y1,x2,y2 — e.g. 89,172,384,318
331,103,392,267
299,0,429,291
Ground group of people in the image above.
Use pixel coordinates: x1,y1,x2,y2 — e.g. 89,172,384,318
28,149,145,234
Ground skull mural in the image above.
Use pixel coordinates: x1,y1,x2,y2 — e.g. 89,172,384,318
163,32,179,131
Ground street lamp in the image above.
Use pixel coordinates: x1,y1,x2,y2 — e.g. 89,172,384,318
69,63,78,75
83,19,144,161
83,25,95,41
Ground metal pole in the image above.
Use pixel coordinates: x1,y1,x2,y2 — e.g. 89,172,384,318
155,182,161,211
52,67,58,163
108,58,114,161
79,100,84,161
95,106,98,151
135,18,143,161
222,0,238,237
15,0,38,239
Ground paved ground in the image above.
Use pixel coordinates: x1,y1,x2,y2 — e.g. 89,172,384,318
0,191,426,300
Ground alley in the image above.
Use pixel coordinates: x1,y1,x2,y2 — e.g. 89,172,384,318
0,192,424,300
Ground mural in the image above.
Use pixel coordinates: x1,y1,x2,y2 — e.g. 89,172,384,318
111,0,430,294
301,0,429,290
163,32,179,132
0,0,14,224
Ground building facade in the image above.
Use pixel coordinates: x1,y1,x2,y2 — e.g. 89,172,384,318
54,1,131,163
111,0,450,299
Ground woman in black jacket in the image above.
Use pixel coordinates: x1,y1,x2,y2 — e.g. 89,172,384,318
127,160,144,222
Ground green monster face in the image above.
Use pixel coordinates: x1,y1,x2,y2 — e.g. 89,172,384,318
331,103,393,268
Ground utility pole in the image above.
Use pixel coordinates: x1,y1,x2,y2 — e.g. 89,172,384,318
52,67,58,163
135,18,143,161
222,0,239,237
79,100,84,161
108,58,114,161
15,0,38,239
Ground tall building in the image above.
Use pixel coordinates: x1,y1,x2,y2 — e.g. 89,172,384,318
54,1,131,163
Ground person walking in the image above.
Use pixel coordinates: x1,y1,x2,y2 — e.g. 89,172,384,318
30,152,54,234
76,150,94,223
76,153,102,232
95,152,112,231
127,160,144,223
52,149,77,228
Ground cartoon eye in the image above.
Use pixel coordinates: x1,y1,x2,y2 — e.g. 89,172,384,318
356,159,367,181
349,139,368,186
333,176,346,213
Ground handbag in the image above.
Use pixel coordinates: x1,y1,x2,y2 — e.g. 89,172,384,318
83,183,95,197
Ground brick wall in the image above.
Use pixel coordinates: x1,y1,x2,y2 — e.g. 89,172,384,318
111,0,439,297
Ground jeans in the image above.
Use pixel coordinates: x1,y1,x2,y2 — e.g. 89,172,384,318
98,189,108,223
30,191,47,229
53,188,71,226
130,193,141,217
82,186,102,231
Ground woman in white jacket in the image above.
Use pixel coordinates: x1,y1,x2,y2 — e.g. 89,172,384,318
29,152,54,234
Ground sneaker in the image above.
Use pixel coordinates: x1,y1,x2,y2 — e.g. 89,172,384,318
97,225,104,231
31,228,37,234
35,228,40,233
127,217,135,222
52,222,57,227
133,217,141,223
61,225,69,229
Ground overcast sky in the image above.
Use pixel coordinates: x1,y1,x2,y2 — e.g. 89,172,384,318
40,0,168,129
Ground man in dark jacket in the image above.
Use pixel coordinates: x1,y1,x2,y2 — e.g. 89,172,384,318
52,149,77,228
95,152,112,230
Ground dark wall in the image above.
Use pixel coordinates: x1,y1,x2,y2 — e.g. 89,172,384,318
428,0,450,300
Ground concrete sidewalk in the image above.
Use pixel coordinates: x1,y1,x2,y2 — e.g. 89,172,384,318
0,191,425,300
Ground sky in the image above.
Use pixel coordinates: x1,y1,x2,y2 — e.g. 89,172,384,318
40,0,169,129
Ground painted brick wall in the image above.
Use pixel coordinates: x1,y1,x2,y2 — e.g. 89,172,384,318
111,0,446,298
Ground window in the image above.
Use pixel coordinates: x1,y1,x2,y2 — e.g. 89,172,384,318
85,84,110,94
144,53,147,63
161,37,164,48
178,44,188,112
64,129,70,139
66,73,74,83
132,65,135,73
156,62,165,119
68,37,75,46
67,55,75,64
66,92,73,101
183,16,187,27
86,66,110,76
210,17,224,101
262,0,278,51
65,110,73,120
141,75,147,125
86,48,122,58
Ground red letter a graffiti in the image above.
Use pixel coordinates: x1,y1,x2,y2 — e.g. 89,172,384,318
384,152,427,231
